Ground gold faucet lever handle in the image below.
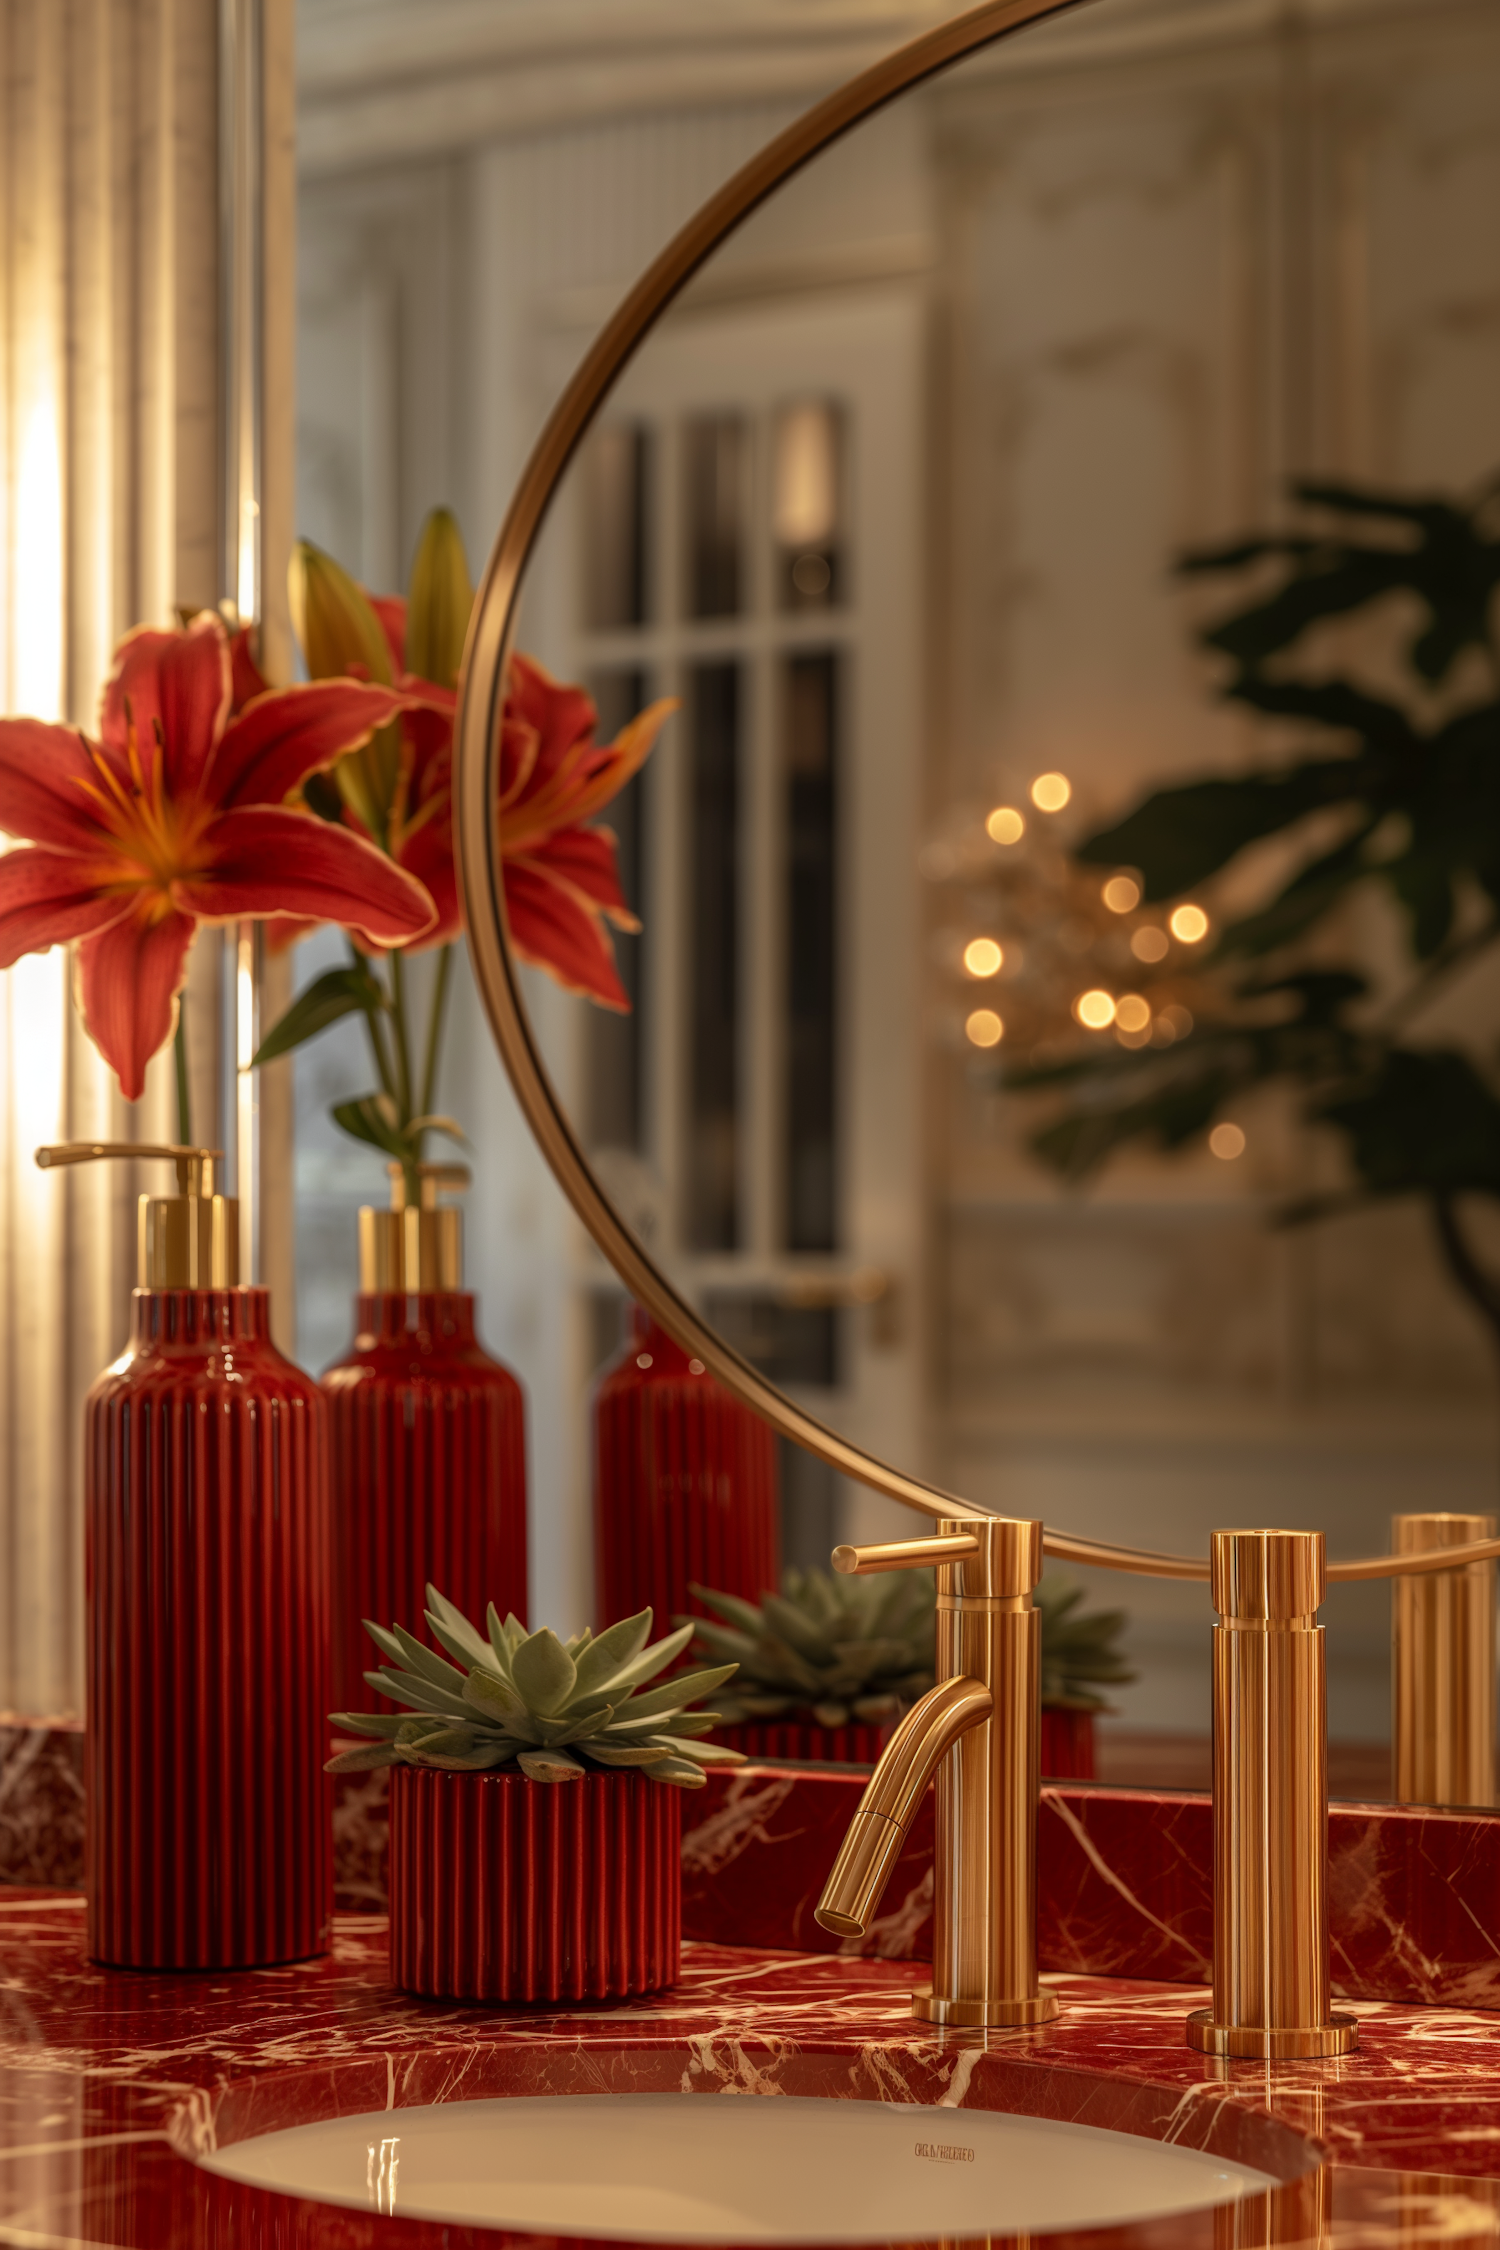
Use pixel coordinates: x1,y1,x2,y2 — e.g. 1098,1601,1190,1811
832,1533,980,1576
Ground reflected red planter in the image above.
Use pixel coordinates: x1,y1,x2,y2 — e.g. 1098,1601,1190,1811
87,1288,331,1970
715,1719,892,1764
389,1766,681,2001
1042,1708,1097,1779
321,1292,527,1718
593,1309,779,1632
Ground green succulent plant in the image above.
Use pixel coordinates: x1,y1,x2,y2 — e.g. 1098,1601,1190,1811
326,1586,746,1788
1036,1578,1136,1711
682,1568,938,1729
684,1568,1136,1727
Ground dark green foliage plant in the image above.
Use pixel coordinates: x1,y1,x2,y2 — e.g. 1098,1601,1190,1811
1007,472,1500,1359
684,1568,1134,1723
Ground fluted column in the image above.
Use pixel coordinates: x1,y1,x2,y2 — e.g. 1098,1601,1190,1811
0,0,259,1715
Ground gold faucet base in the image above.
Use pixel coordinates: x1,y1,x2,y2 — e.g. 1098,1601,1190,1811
912,1989,1061,2030
1185,2010,1357,2059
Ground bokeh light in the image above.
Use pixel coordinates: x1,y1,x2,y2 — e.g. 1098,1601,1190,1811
1114,994,1150,1033
1170,903,1209,943
986,806,1025,845
1031,772,1072,812
1209,1122,1246,1160
1131,925,1168,962
1074,989,1116,1029
966,1008,1004,1048
1102,875,1140,913
963,937,1004,978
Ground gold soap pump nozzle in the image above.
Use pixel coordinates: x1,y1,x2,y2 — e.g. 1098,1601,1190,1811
358,1161,470,1292
35,1142,238,1287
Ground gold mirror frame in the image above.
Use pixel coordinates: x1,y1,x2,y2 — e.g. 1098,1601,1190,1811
453,0,1499,1588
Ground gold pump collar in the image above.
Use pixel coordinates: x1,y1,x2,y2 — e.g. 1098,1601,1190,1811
358,1161,470,1291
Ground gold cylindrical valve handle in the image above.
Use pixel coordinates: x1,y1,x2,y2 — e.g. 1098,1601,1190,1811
1187,1529,1356,2059
1392,1513,1497,1809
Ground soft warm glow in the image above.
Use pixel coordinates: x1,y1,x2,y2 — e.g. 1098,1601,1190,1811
1031,772,1071,813
1156,1003,1194,1043
1114,994,1150,1033
1131,926,1169,963
13,395,64,719
963,936,1003,979
966,1008,1004,1048
1210,1122,1246,1160
986,806,1025,846
1102,875,1140,914
1075,989,1116,1029
1170,903,1209,943
773,402,839,549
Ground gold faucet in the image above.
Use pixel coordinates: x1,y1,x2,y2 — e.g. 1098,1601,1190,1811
814,1515,1059,2030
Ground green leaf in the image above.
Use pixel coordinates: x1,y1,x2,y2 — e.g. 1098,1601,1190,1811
510,1627,579,1715
607,1665,738,1724
325,1743,398,1772
405,507,474,688
332,1094,409,1159
252,966,387,1067
1075,763,1369,901
424,1587,494,1671
685,1586,765,1636
517,1747,586,1782
573,1609,655,1693
1317,1048,1500,1199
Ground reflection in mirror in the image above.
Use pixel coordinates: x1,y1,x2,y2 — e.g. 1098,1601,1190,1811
296,0,1500,1800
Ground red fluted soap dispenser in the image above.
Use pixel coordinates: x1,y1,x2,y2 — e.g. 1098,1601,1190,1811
593,1306,780,1631
321,1163,528,1719
37,1140,331,1970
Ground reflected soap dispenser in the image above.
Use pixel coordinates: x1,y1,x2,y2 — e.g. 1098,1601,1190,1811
320,1163,528,1720
35,1142,331,1970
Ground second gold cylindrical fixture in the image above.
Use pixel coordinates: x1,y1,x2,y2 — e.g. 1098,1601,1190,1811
1187,1529,1357,2059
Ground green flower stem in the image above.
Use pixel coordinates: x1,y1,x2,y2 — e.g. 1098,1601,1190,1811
348,940,399,1107
173,1000,192,1146
389,945,415,1123
418,945,453,1125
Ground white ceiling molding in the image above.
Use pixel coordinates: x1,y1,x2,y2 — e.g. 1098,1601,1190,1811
295,0,1480,177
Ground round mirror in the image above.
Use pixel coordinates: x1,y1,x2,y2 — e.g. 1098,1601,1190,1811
454,0,1500,1783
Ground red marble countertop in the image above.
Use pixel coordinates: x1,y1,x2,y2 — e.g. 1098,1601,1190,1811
5,1891,1500,2250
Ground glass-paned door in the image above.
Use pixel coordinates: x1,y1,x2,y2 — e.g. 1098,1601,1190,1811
558,288,928,1556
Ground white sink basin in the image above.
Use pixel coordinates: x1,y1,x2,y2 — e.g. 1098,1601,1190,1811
202,2091,1281,2241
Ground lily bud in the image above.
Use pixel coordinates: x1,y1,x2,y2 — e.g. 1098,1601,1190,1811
406,507,474,690
289,539,402,848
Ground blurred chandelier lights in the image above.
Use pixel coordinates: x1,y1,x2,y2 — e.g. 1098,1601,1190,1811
922,771,1220,1071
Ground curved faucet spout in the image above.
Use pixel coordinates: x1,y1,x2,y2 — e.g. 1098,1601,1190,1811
814,1674,993,1937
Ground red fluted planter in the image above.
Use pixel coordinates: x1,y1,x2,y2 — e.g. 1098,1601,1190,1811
593,1310,779,1632
1041,1708,1097,1779
321,1293,527,1718
389,1767,681,2001
86,1288,331,1969
715,1719,891,1764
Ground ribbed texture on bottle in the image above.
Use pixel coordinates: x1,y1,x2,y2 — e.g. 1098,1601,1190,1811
86,1289,332,1969
389,1767,681,2001
322,1292,528,1717
593,1315,779,1632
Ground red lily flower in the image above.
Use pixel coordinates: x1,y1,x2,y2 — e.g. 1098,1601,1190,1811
313,589,671,1010
0,613,435,1099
